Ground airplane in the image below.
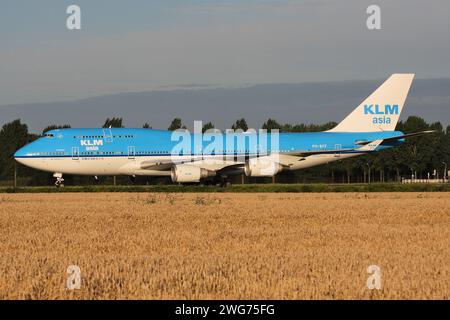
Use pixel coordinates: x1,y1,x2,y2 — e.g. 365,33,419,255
14,74,433,187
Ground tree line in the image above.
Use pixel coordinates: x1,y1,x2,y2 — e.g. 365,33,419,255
0,116,449,186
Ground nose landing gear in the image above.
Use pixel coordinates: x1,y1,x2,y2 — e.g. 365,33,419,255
53,173,65,188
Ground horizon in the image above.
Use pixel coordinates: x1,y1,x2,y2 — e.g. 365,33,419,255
1,74,449,108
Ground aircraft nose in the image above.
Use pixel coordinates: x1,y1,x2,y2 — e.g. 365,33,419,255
14,146,28,164
14,147,24,158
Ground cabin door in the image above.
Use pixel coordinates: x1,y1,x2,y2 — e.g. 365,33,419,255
103,128,113,143
128,146,136,160
72,147,79,160
334,144,342,158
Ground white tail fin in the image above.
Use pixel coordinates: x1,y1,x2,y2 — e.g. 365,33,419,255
328,74,414,132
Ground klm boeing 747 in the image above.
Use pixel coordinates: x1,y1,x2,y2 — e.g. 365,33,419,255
14,74,433,186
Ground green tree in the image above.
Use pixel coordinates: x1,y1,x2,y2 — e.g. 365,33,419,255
102,117,123,128
261,119,282,132
143,123,152,129
0,115,447,185
0,120,30,180
168,118,186,130
290,122,337,132
399,116,434,178
42,124,71,135
231,118,248,131
202,122,214,133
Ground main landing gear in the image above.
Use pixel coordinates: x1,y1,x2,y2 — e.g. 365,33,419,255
208,175,230,187
53,173,65,188
218,174,231,188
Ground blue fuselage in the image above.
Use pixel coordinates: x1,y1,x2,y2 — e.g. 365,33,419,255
15,128,404,159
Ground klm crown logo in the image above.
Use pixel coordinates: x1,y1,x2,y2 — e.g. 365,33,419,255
364,104,399,115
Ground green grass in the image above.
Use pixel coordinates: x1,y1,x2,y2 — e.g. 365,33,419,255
1,183,450,193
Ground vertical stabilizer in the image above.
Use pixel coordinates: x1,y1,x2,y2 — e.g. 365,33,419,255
328,74,414,132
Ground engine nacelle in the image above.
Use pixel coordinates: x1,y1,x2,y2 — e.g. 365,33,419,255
244,157,283,177
171,165,215,183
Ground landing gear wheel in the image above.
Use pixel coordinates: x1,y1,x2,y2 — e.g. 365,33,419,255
55,178,65,188
216,176,230,188
53,173,64,188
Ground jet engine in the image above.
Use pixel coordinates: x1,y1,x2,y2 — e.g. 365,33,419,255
171,164,215,183
244,157,283,177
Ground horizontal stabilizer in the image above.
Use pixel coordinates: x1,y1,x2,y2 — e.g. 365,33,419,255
356,130,436,146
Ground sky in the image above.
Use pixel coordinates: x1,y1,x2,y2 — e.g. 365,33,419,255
0,0,450,106
2,78,449,132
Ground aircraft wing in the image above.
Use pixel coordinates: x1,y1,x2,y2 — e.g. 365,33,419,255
139,157,206,170
138,137,392,173
139,156,245,172
140,162,173,170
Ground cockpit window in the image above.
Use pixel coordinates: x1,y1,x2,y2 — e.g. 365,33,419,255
44,133,54,138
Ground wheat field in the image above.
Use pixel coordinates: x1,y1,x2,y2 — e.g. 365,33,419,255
0,192,448,299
